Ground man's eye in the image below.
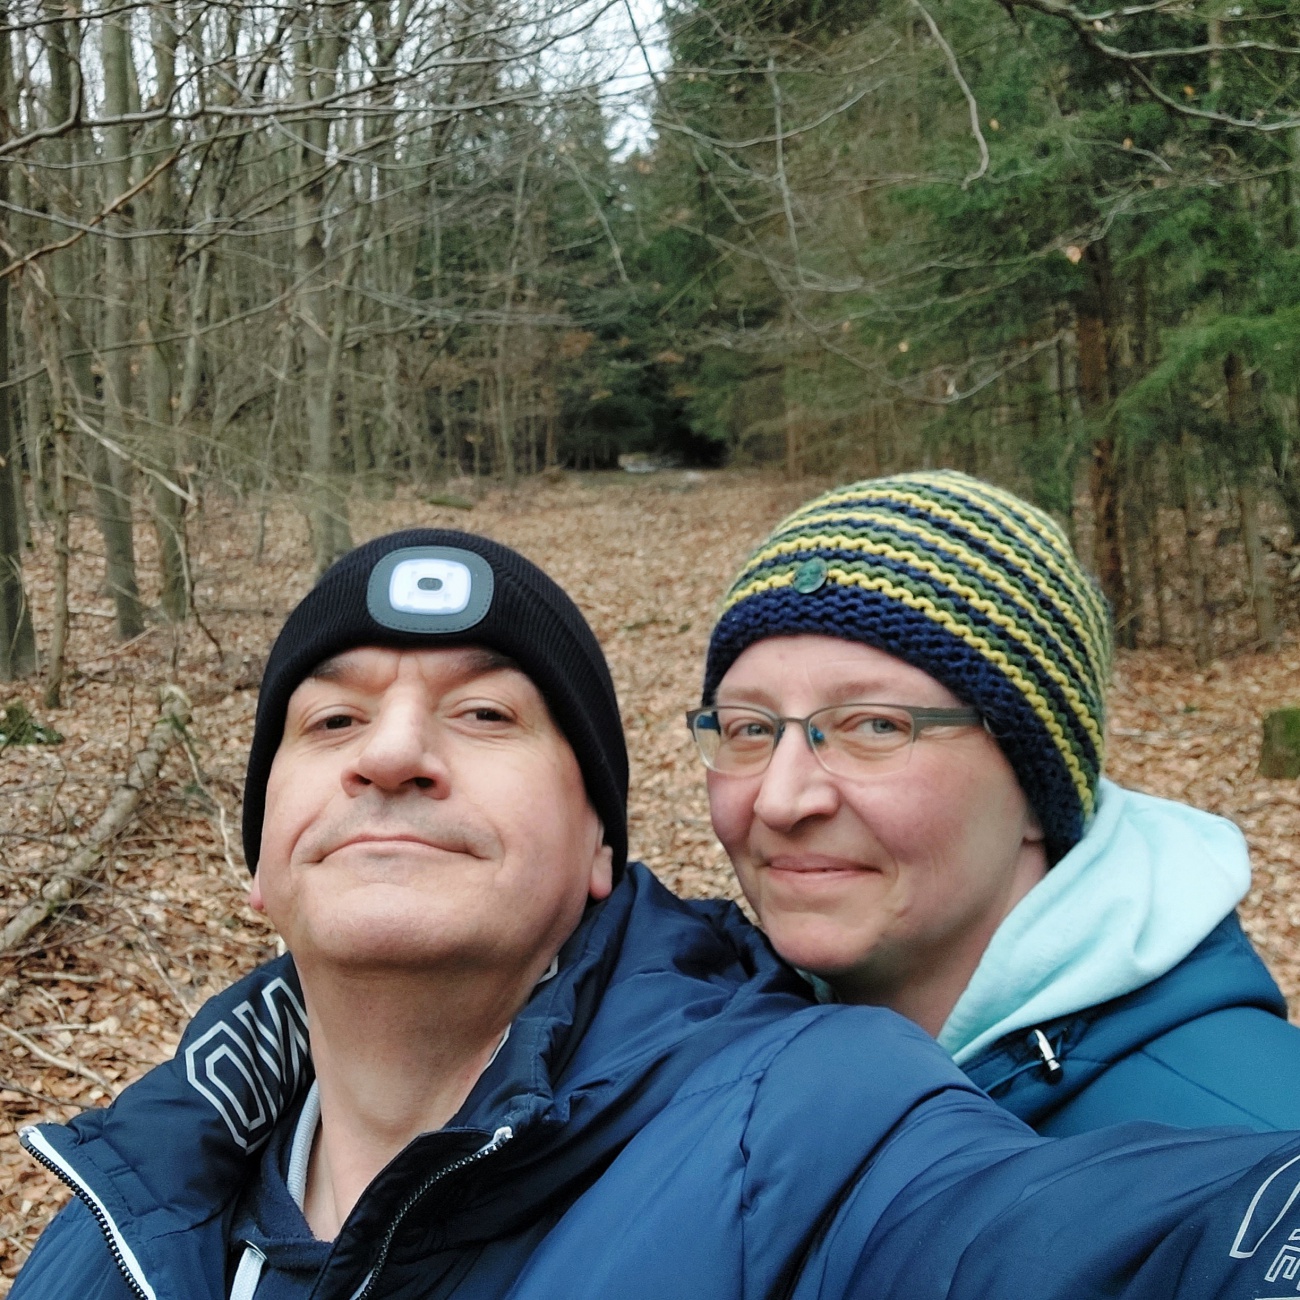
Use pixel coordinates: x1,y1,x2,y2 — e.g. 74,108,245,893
322,714,353,730
467,706,511,723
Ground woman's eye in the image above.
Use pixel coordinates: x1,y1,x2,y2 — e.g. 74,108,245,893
322,714,354,730
725,719,774,742
841,712,900,736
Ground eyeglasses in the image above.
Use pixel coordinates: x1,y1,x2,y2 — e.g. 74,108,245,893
684,702,984,778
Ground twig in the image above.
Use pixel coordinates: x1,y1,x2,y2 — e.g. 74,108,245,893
177,732,246,888
0,150,182,282
0,1076,81,1109
0,1022,113,1093
116,906,198,1019
80,626,159,665
0,687,192,952
911,0,990,188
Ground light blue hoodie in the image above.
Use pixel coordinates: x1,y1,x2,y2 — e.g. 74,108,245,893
938,778,1251,1064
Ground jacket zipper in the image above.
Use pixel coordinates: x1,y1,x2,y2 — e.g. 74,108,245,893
19,1125,156,1300
1031,1028,1064,1083
354,1125,513,1300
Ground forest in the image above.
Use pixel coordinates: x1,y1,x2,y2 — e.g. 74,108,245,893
0,0,1297,677
0,0,1299,1276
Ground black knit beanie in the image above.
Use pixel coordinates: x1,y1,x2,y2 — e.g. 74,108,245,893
243,529,628,875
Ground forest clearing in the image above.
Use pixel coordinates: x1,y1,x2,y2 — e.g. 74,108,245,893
0,468,1298,1280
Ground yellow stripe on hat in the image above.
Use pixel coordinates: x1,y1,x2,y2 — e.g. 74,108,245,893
747,511,1099,704
776,484,1110,686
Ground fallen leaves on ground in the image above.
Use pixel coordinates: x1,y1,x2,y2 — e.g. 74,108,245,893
0,469,1297,1283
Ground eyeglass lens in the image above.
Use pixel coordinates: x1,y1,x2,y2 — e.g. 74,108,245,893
692,704,919,775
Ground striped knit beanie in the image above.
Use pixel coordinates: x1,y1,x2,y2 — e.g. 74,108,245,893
702,471,1113,858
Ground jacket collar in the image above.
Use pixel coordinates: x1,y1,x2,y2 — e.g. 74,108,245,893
940,780,1251,1063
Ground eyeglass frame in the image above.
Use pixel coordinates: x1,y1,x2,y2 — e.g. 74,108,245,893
684,701,986,777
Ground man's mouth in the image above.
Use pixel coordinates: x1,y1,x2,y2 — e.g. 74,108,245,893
322,831,485,859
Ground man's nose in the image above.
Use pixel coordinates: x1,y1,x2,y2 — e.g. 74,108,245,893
752,724,840,830
345,700,448,795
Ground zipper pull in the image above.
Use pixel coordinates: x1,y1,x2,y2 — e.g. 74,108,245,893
1030,1029,1063,1084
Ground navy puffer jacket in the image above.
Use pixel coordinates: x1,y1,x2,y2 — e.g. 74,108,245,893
16,865,1300,1300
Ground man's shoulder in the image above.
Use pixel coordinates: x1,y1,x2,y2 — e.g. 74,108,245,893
10,1199,143,1300
15,953,308,1298
672,1001,982,1122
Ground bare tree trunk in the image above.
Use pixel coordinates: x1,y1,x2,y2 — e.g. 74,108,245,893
143,1,187,621
43,0,143,639
0,0,35,680
493,157,530,485
1143,453,1170,646
294,11,353,575
43,409,70,710
1225,351,1280,650
1078,244,1128,639
1120,456,1146,646
1239,476,1279,650
99,5,145,640
1178,429,1214,666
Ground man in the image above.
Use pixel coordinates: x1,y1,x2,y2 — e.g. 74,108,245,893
16,527,1300,1300
12,530,818,1298
691,469,1300,1133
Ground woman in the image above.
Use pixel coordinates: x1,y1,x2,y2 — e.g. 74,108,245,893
689,469,1300,1134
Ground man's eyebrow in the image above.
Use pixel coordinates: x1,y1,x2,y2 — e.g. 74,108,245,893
306,647,520,685
307,654,352,683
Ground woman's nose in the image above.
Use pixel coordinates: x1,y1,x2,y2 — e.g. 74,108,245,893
752,724,840,830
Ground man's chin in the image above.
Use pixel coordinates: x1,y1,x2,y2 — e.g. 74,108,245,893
287,912,486,975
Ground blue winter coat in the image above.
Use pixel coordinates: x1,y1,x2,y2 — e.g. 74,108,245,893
17,863,1300,1300
936,782,1300,1136
964,913,1300,1135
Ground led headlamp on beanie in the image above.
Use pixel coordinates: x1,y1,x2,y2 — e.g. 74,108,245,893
243,529,629,875
703,471,1113,861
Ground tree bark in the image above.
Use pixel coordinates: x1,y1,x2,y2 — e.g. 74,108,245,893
1225,351,1280,650
43,0,143,639
1178,429,1214,666
143,0,188,621
294,11,353,576
98,4,145,640
1077,243,1128,638
1239,475,1280,651
0,0,36,680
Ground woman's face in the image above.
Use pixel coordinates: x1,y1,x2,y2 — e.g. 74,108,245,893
707,635,1046,1033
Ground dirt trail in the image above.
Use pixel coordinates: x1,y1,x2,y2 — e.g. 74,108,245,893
1,470,1297,1280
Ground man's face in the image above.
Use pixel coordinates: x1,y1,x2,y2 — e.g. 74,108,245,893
706,635,1044,1020
251,646,613,981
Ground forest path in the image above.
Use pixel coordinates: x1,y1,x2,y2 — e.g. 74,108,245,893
1,468,1297,1279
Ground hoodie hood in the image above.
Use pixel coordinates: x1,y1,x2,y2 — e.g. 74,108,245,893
939,780,1251,1065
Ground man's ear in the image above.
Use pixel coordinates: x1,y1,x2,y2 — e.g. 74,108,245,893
248,872,267,914
588,839,614,902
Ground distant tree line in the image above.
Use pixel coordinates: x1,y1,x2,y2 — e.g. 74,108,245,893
1,0,1297,690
